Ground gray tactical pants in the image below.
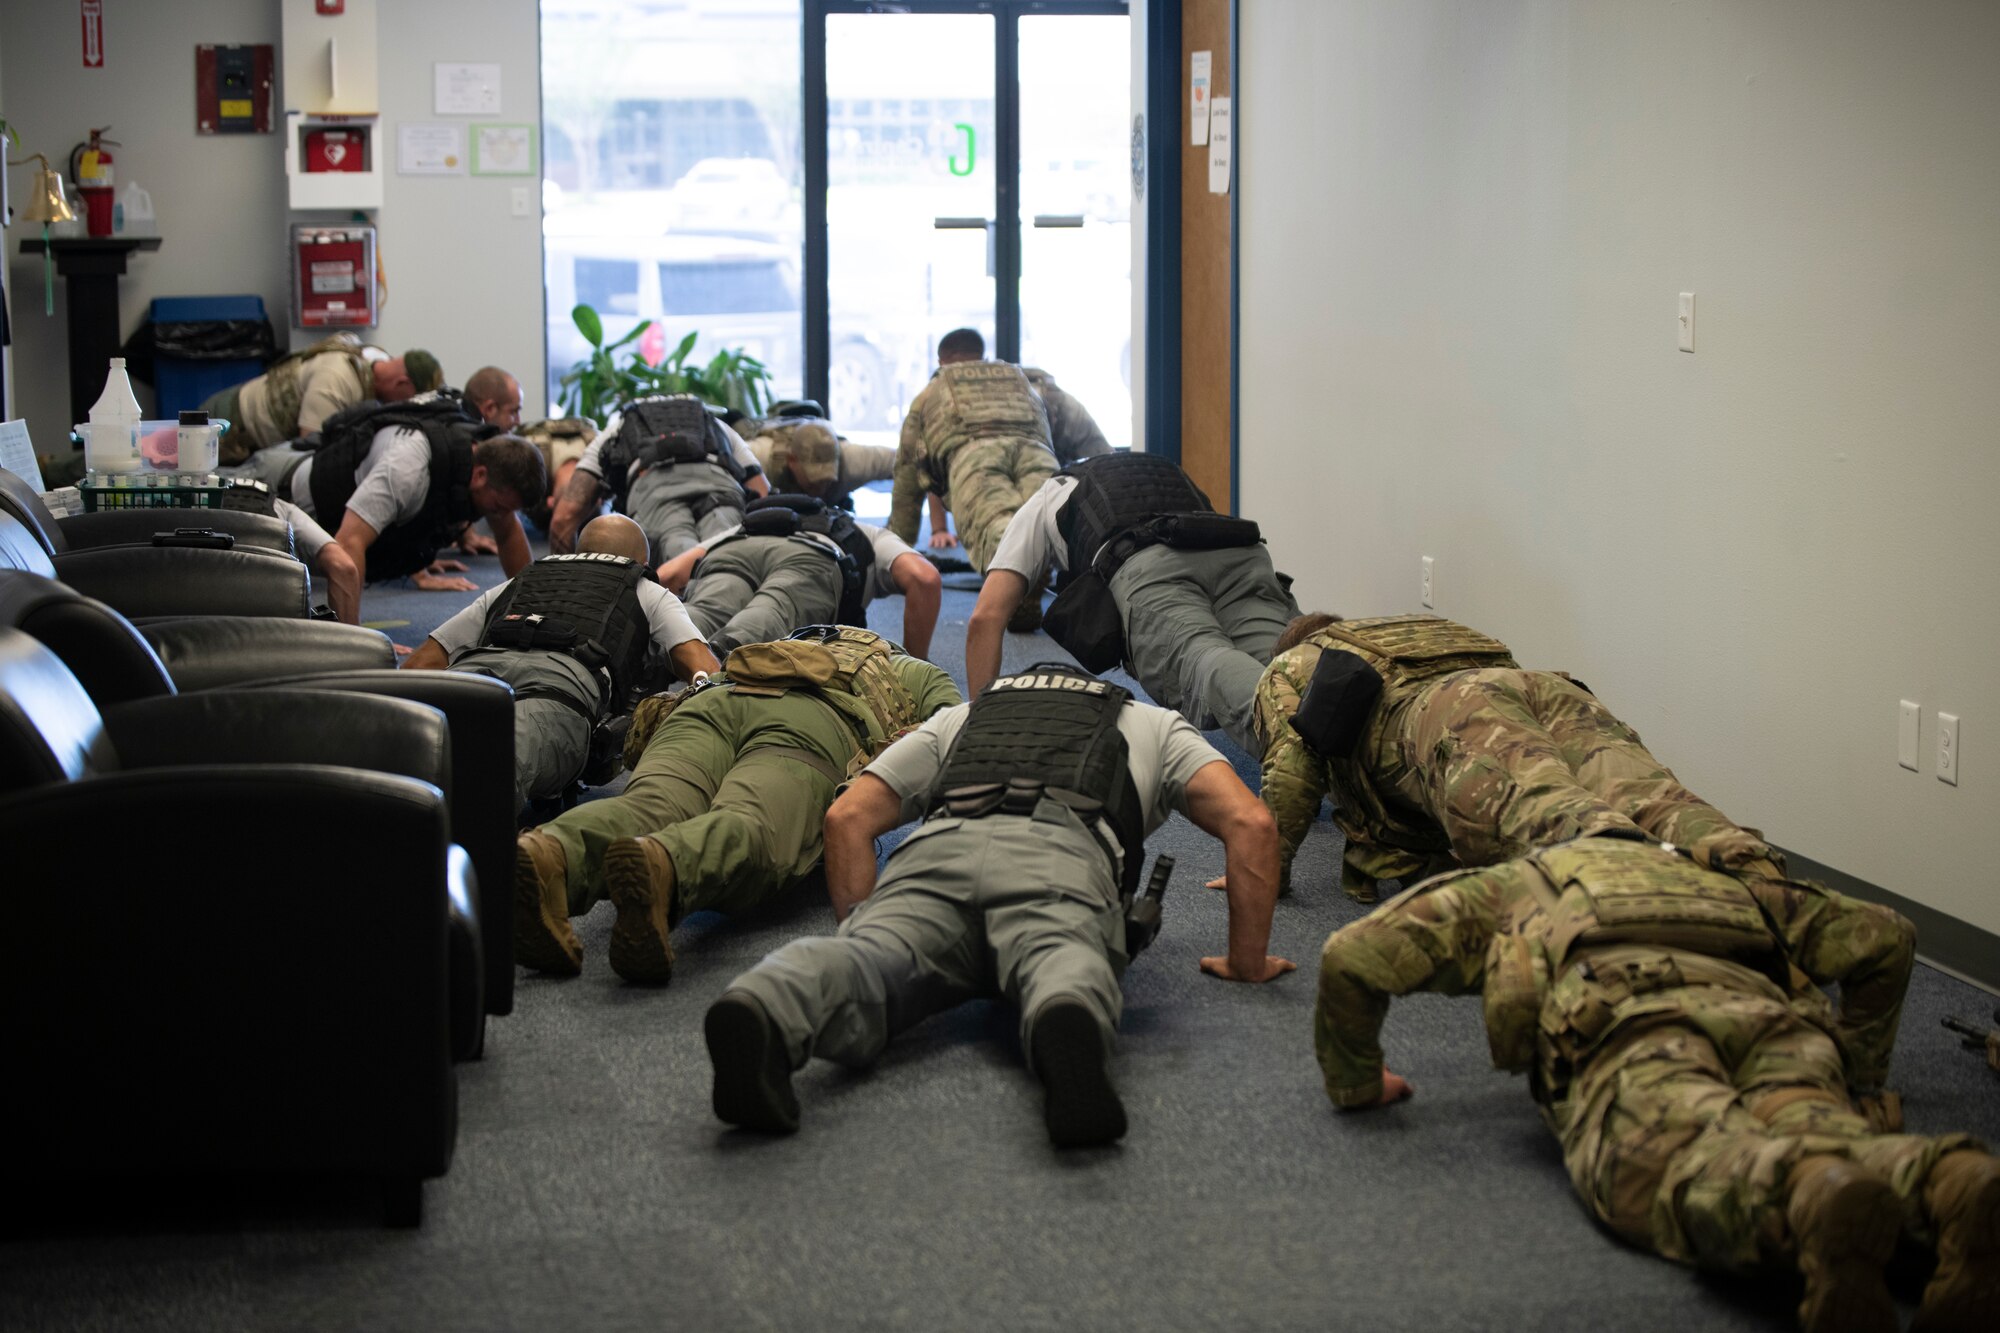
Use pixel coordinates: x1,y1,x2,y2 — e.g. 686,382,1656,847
1111,542,1299,753
627,463,745,560
451,648,597,808
681,535,841,651
725,804,1129,1072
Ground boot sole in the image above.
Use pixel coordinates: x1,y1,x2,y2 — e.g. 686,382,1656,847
604,840,676,984
1798,1171,1901,1333
705,994,799,1134
513,843,582,976
1031,1000,1127,1149
1916,1163,2000,1333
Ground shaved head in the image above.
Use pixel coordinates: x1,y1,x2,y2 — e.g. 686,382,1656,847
578,513,650,565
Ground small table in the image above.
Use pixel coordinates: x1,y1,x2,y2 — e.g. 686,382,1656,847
18,237,163,424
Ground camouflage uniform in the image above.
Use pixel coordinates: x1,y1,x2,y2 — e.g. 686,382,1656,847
533,631,960,923
517,417,597,529
1315,836,1980,1276
743,418,895,511
204,334,371,462
1254,616,1776,897
889,361,1057,572
1021,367,1112,466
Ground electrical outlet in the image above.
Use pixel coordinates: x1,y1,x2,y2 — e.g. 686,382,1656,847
1420,556,1435,609
1897,700,1920,771
1937,712,1959,785
510,186,532,218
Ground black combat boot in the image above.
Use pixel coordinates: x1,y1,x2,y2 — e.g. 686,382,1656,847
705,991,800,1134
1029,997,1127,1149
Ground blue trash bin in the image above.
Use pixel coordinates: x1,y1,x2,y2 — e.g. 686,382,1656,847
150,295,273,418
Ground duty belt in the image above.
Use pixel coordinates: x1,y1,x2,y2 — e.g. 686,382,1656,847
929,779,1124,874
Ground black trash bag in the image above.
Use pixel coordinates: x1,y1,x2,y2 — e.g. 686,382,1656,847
120,317,280,385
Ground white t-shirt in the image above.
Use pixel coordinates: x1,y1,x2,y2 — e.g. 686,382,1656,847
986,474,1078,580
429,573,703,660
699,518,916,605
576,412,762,485
273,498,334,560
292,426,432,533
864,693,1226,838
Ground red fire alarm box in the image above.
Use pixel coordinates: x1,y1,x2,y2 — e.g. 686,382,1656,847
303,126,367,172
292,225,378,328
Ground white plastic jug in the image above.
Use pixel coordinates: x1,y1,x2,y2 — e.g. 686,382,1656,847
86,358,144,475
113,182,156,237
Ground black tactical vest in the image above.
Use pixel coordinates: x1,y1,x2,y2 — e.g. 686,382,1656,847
928,664,1147,895
308,396,494,581
1057,451,1228,576
726,493,875,626
598,396,743,506
477,553,656,708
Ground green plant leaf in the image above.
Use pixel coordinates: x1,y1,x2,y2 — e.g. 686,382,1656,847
571,304,604,348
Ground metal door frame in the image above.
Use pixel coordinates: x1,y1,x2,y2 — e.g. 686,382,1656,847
804,0,1130,412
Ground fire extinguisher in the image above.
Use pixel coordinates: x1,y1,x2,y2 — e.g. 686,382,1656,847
70,127,118,239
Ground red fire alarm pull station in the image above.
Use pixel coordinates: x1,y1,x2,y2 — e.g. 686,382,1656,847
292,225,378,328
316,0,346,14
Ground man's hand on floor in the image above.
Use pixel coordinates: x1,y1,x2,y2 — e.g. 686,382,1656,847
411,569,479,592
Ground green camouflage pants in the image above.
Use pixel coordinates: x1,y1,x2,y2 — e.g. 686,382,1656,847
723,804,1128,1069
1380,668,1774,872
946,435,1058,573
535,690,849,918
681,536,842,652
1561,991,1978,1271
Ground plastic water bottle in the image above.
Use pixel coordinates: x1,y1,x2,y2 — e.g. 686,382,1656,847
86,358,144,475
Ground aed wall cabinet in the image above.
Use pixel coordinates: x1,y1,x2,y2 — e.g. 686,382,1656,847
292,225,377,328
284,112,382,209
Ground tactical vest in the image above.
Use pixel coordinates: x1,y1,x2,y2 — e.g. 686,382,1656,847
1055,451,1238,575
598,395,743,506
477,553,656,711
308,395,496,581
927,664,1147,896
719,625,923,771
265,334,368,438
1300,617,1519,857
721,493,875,626
1476,839,1816,1103
924,361,1050,493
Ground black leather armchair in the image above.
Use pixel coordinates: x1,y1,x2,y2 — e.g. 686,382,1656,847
0,628,476,1225
0,509,313,620
0,464,298,557
0,569,518,1018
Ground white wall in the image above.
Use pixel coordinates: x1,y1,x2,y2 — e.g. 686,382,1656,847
1238,1,2000,933
0,0,545,451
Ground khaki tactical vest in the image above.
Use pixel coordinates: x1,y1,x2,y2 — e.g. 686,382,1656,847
723,628,920,773
1473,839,1834,1117
1307,616,1518,858
264,334,370,438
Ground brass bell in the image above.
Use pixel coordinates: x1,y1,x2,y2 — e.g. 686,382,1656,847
16,153,78,225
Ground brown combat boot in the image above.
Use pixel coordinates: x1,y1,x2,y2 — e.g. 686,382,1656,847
1786,1154,1900,1333
1915,1150,2000,1332
603,836,678,984
514,831,582,976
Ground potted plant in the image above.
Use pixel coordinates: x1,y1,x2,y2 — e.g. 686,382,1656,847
556,304,775,426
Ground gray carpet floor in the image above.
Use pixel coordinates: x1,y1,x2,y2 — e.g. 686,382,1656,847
5,513,1998,1333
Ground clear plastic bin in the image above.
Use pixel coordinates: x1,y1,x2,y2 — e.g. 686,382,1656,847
72,417,230,473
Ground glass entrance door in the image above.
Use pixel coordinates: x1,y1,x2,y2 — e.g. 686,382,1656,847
811,2,1131,448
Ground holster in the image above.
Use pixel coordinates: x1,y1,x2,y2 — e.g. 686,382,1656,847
1043,571,1126,673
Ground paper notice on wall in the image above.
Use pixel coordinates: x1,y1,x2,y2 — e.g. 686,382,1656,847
1207,97,1233,193
398,122,466,175
434,62,501,116
0,420,45,494
1191,51,1212,145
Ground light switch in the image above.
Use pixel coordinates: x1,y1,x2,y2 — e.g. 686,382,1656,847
1678,293,1695,352
1898,700,1920,771
510,186,532,218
